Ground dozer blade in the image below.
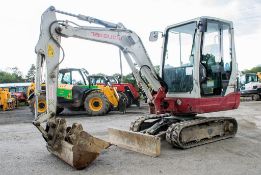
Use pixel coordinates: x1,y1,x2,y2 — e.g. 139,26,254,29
108,128,161,157
37,118,110,170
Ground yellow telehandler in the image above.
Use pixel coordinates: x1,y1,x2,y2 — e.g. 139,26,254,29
27,68,126,116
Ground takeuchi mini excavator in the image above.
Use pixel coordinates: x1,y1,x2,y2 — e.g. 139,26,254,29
34,6,240,169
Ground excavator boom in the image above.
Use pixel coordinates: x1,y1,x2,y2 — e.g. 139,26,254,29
34,7,168,167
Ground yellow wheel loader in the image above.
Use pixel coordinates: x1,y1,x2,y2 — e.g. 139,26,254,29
0,88,17,111
34,6,240,169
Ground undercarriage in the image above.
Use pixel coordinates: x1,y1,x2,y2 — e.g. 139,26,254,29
130,114,238,149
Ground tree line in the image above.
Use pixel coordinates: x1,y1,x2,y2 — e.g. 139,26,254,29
2,64,259,84
0,64,157,86
0,64,35,83
242,66,261,74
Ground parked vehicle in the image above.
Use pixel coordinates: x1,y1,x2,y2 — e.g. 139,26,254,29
239,73,261,100
0,88,17,111
28,68,126,115
89,75,140,107
0,83,31,105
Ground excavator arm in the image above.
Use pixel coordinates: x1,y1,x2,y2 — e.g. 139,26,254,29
35,6,167,126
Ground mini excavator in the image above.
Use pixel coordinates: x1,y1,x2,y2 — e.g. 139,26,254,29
33,6,240,169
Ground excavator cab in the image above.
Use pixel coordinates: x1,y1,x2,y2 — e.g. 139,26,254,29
159,17,239,115
112,18,239,155
110,18,239,156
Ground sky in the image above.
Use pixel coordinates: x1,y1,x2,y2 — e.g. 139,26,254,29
0,0,260,76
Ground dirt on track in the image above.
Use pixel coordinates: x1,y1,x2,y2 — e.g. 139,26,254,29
1,101,261,175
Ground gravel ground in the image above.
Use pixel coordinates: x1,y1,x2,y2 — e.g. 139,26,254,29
0,101,261,175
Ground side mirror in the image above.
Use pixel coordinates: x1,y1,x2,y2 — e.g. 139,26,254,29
149,31,161,42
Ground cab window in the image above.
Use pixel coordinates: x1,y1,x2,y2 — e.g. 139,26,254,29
71,71,85,85
60,72,71,84
200,22,232,96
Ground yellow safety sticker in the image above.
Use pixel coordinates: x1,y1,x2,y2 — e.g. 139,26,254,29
48,44,54,58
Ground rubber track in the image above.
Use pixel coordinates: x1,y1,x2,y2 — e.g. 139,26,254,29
130,115,238,149
165,117,238,149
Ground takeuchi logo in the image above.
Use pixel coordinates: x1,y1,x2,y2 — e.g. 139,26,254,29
91,32,122,41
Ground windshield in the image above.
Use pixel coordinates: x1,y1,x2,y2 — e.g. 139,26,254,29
89,76,111,86
163,22,196,93
107,76,118,84
17,86,26,92
240,74,258,85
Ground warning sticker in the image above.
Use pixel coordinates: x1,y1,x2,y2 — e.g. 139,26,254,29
48,44,54,58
